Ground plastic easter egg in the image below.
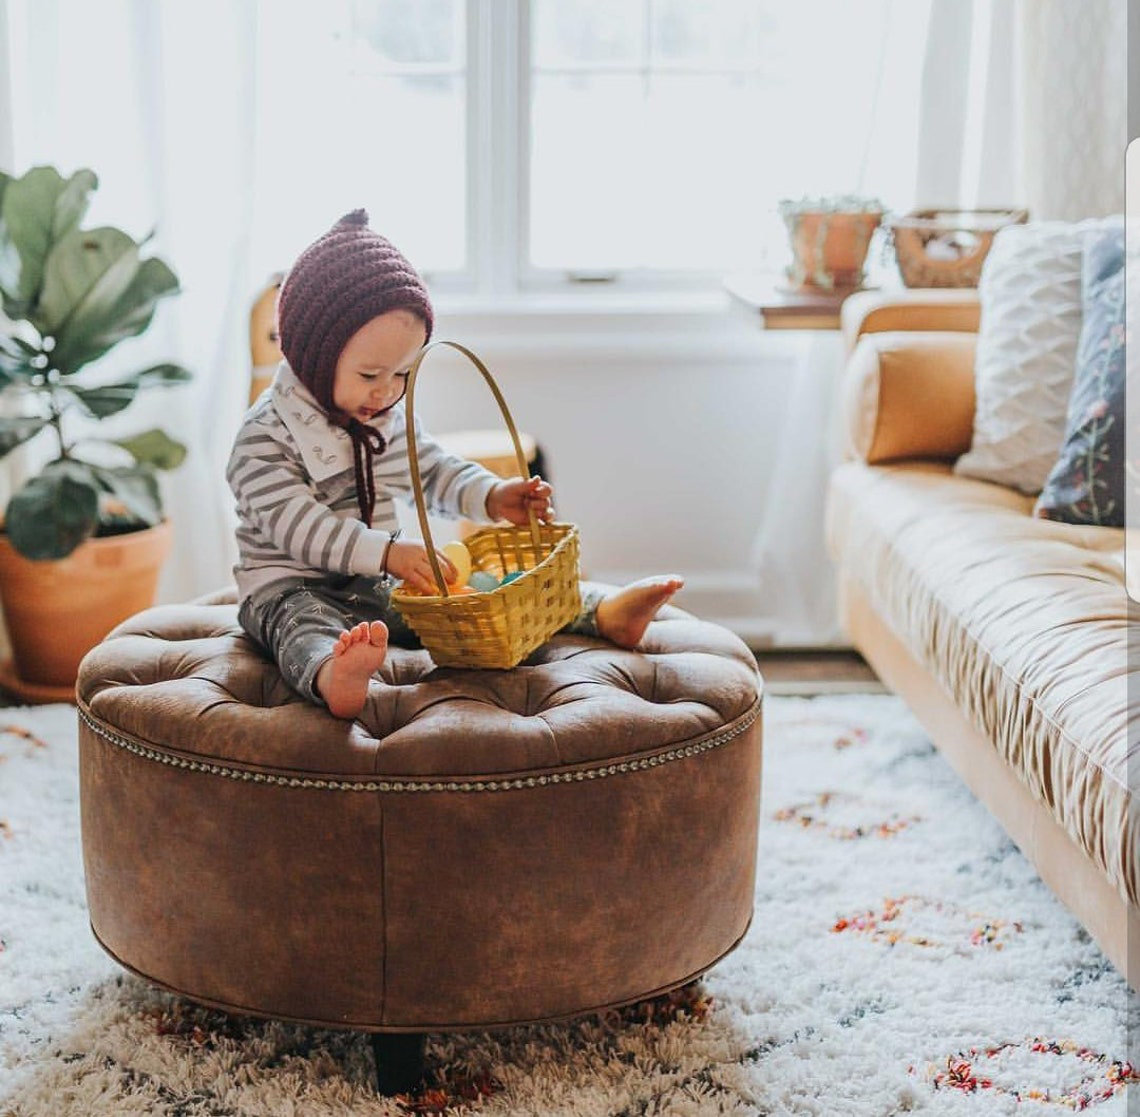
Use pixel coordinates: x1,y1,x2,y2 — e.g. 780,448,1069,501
442,541,471,588
500,570,525,585
468,570,499,593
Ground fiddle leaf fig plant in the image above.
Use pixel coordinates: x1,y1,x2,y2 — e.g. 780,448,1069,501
0,165,191,560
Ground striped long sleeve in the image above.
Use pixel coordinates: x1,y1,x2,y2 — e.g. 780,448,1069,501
226,408,390,597
226,386,500,601
378,413,502,522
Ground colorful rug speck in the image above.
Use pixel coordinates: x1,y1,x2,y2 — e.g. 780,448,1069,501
0,697,1135,1115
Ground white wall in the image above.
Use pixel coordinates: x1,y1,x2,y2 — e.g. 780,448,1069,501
404,297,835,645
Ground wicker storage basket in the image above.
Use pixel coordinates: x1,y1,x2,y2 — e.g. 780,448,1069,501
888,208,1028,288
390,340,581,669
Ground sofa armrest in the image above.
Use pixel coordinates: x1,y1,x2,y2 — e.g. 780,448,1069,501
841,289,981,352
843,331,977,464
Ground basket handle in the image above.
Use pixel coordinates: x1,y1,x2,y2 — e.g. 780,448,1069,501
403,339,543,598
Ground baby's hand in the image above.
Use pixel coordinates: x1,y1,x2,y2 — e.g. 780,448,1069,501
486,476,555,525
386,540,457,595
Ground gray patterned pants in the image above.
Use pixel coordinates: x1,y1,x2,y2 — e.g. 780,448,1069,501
238,574,604,705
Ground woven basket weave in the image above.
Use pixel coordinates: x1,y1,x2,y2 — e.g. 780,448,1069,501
390,341,581,669
889,208,1028,288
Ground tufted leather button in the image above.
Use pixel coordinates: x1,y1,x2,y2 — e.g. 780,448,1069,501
78,597,760,779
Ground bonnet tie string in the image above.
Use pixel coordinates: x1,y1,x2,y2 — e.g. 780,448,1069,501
347,420,387,526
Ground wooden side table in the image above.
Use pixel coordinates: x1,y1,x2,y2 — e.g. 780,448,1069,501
722,274,852,331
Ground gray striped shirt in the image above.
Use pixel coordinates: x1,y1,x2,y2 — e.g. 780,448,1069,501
227,362,499,600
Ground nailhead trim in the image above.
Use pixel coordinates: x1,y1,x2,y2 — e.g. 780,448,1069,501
77,704,760,794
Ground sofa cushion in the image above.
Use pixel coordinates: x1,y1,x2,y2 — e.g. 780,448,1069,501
826,460,1137,906
954,219,1113,494
842,331,976,463
1034,225,1125,526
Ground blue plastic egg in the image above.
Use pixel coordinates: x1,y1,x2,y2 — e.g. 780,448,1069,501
500,570,525,585
468,571,499,593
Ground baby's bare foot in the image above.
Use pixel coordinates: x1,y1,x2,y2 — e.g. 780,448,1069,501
315,621,388,719
595,575,684,649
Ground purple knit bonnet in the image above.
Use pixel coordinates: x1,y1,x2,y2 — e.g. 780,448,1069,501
276,209,434,525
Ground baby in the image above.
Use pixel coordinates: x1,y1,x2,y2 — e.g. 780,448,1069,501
227,210,683,718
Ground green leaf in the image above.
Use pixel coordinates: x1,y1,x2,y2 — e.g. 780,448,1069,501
68,364,192,420
0,170,17,316
4,332,41,356
49,255,179,375
6,460,99,559
0,167,68,313
51,168,98,241
0,415,49,457
133,361,192,386
0,167,96,321
0,264,23,320
113,428,187,470
0,334,39,380
66,383,135,419
34,225,138,338
87,462,162,528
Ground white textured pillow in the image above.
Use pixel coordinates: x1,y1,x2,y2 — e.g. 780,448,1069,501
954,219,1114,494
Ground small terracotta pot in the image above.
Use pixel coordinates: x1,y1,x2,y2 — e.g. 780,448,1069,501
0,520,172,695
783,210,883,292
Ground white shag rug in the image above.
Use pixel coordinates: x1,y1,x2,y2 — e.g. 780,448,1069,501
0,697,1136,1116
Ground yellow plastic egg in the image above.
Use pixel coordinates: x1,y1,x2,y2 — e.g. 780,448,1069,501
442,540,471,588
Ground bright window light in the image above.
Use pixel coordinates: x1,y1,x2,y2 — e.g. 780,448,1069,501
5,0,933,294
250,0,467,278
528,0,933,275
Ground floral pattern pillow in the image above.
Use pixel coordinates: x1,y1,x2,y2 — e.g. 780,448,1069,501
1033,226,1124,526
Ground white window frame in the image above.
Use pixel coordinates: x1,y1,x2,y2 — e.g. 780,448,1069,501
427,0,734,302
472,0,523,300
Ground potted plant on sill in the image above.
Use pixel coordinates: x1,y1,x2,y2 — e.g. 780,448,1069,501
777,194,886,293
0,165,191,702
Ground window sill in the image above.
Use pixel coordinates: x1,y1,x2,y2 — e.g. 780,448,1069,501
432,286,738,320
429,279,809,365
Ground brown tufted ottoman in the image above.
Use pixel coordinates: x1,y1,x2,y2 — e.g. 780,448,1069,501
76,586,762,1092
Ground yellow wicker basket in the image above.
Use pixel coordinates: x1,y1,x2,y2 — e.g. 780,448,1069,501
390,340,581,669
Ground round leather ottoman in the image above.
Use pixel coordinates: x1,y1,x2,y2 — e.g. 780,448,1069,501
76,587,762,1084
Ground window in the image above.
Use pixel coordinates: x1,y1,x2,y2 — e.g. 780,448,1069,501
251,0,469,278
251,0,933,296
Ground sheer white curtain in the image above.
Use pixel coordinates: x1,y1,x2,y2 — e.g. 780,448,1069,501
1018,0,1126,220
0,0,257,602
917,0,1125,218
747,0,935,647
751,0,1125,648
746,329,848,647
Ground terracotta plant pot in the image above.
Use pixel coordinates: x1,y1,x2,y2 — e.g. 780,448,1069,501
0,520,172,701
783,210,884,292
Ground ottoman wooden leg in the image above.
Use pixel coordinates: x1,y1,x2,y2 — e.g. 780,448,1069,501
371,1031,427,1094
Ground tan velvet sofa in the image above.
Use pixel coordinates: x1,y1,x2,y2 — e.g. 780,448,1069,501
825,290,1137,988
